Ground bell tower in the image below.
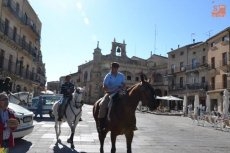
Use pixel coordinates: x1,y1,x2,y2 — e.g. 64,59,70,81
110,38,127,57
93,41,102,62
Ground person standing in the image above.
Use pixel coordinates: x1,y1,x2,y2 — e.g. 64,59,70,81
34,96,44,119
98,62,126,131
0,77,12,95
0,93,18,153
58,75,75,121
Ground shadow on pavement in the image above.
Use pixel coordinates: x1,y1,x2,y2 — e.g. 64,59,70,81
34,116,54,122
9,138,32,153
53,142,87,153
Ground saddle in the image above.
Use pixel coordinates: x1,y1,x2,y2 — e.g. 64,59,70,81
58,97,71,121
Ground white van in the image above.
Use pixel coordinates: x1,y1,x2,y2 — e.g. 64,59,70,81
28,94,62,118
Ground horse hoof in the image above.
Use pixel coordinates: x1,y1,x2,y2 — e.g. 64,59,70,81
100,148,104,153
71,144,75,149
67,139,73,144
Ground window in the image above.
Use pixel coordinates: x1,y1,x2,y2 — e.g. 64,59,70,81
180,77,183,88
211,42,215,47
171,64,175,73
22,35,26,48
8,55,13,72
16,3,20,14
135,77,139,81
201,77,205,83
13,27,17,41
211,57,215,69
222,52,227,66
26,65,29,78
211,77,215,90
0,50,5,69
4,19,9,35
127,76,131,81
180,62,184,71
222,35,229,41
202,56,206,64
192,58,197,69
223,75,227,88
84,71,88,82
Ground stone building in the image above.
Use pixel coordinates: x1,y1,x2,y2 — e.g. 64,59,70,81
75,39,168,104
0,0,46,95
206,27,230,113
167,26,230,113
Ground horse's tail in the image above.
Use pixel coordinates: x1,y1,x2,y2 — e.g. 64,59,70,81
93,98,102,121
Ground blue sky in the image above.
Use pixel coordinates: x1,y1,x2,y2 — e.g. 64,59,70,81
28,0,230,82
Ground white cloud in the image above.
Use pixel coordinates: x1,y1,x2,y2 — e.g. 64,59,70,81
84,17,90,25
76,2,83,10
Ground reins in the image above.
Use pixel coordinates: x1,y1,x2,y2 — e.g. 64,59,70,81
67,94,83,123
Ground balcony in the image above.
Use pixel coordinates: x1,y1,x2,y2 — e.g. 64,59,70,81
0,57,45,85
221,38,229,46
2,0,41,39
210,45,218,51
168,82,209,94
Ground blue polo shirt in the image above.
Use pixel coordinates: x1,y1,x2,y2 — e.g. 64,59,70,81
103,72,125,93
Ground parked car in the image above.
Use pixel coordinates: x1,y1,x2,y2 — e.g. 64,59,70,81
28,94,62,118
8,102,34,139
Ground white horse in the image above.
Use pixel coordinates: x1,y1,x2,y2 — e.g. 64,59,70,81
8,92,33,105
52,87,85,149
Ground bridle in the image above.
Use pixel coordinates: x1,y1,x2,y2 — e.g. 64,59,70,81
67,91,84,123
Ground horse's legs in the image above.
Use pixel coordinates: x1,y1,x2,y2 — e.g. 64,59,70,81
54,120,61,142
125,131,134,153
98,130,107,153
67,121,77,149
111,132,117,153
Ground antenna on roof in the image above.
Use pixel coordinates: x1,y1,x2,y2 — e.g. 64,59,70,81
154,24,157,54
205,30,213,38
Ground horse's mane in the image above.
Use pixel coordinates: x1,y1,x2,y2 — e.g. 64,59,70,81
126,82,140,94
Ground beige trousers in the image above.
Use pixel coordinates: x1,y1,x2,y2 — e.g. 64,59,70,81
98,93,110,118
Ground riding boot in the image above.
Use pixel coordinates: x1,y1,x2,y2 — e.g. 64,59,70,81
98,118,105,133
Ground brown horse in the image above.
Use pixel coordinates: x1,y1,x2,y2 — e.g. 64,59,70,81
93,74,159,153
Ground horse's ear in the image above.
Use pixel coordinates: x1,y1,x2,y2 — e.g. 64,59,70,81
148,78,151,83
140,73,148,82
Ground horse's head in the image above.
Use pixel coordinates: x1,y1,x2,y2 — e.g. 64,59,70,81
72,87,85,108
138,74,159,111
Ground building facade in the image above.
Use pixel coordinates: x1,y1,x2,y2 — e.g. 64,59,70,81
0,0,46,95
206,27,230,113
167,27,230,113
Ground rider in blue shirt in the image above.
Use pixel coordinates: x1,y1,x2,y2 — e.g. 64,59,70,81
98,62,126,131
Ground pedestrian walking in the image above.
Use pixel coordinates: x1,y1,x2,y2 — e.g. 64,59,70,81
35,96,43,119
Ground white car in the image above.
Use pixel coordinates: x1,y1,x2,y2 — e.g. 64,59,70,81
8,102,34,139
28,94,62,118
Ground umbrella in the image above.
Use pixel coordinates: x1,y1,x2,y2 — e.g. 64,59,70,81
194,94,199,115
156,95,183,101
183,95,187,114
223,89,229,117
205,94,211,113
41,90,54,95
